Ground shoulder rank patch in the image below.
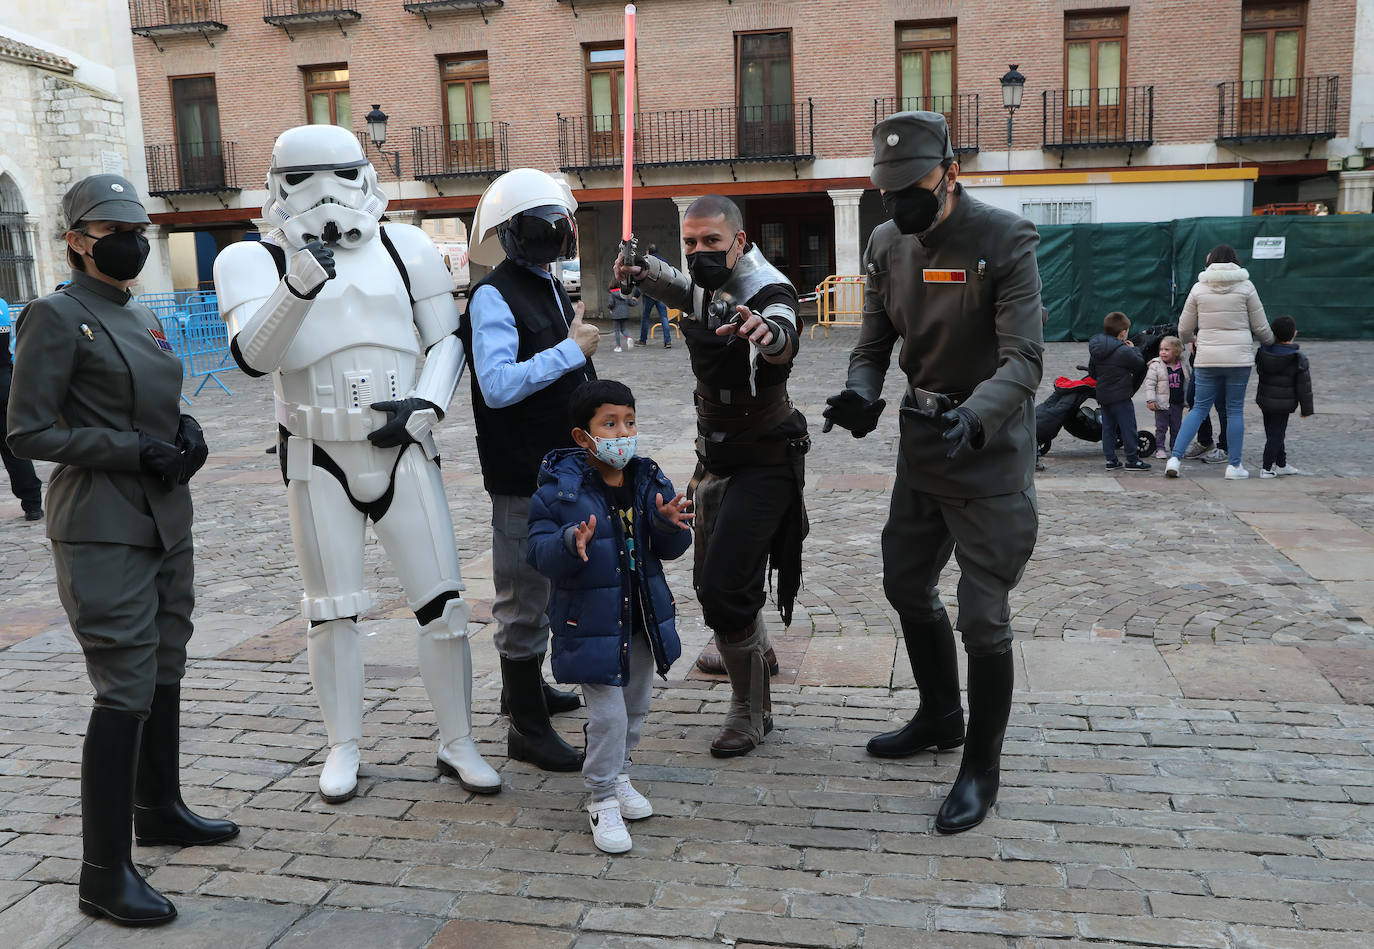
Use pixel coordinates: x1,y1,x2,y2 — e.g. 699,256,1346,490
922,269,967,284
148,328,175,353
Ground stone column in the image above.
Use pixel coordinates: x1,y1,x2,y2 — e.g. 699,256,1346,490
670,195,702,271
828,188,865,278
1337,170,1374,214
252,217,273,238
385,209,421,228
138,224,175,295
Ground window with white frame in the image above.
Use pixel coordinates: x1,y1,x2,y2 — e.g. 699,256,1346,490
1021,200,1093,225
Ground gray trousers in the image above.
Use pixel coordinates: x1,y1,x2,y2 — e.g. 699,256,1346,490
881,472,1038,657
490,494,552,660
52,535,195,717
581,633,655,800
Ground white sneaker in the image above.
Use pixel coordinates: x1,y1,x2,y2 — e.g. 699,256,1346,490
1274,464,1304,476
614,346,622,353
625,338,634,350
438,737,502,794
587,798,632,853
320,740,360,803
614,774,653,820
1259,468,1277,479
1224,464,1249,480
1165,457,1181,479
1201,448,1228,463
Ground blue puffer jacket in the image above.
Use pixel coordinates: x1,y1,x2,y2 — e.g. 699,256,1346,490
527,447,692,686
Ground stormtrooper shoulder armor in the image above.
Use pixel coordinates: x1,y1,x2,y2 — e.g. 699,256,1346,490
382,224,456,303
214,241,283,317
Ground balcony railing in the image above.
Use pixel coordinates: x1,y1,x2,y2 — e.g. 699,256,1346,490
1216,75,1339,144
403,0,501,25
872,94,980,154
263,0,361,36
411,122,509,180
130,0,227,37
557,100,814,175
145,141,240,196
1042,86,1154,151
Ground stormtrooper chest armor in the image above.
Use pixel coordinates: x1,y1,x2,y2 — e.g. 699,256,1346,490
275,239,421,443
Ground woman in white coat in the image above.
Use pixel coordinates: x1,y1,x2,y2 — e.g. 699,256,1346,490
1164,244,1274,480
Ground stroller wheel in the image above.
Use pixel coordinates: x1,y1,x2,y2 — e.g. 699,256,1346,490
1137,431,1157,457
1038,440,1052,457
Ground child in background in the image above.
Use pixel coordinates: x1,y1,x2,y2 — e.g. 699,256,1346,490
1254,315,1314,478
608,284,640,353
1087,311,1150,471
527,379,694,853
1144,335,1189,459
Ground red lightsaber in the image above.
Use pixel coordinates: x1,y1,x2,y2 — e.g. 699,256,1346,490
619,4,637,260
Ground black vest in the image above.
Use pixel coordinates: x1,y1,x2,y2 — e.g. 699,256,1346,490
459,261,595,497
681,283,796,393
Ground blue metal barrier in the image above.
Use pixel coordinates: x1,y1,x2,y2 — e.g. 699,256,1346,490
137,291,233,400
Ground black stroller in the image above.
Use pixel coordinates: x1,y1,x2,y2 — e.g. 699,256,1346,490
1036,322,1177,459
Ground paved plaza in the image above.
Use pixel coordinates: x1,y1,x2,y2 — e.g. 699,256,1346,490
2,330,1374,948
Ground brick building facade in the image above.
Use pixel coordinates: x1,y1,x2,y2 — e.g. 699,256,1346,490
129,0,1365,307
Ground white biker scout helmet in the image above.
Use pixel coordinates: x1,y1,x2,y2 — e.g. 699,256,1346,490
261,125,387,250
469,168,577,267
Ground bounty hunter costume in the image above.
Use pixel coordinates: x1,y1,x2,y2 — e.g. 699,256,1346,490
627,211,809,757
215,125,499,803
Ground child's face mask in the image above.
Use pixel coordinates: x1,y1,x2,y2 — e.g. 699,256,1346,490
590,434,637,470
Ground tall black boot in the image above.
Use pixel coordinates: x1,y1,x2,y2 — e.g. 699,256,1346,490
934,648,1014,835
499,660,582,716
868,612,965,758
134,683,240,847
501,656,584,772
78,707,177,926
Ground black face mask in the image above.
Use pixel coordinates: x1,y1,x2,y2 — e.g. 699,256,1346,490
884,177,947,236
498,206,577,266
86,230,151,281
687,238,740,292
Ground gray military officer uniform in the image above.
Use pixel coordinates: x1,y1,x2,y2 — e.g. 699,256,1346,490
7,270,195,716
847,129,1044,657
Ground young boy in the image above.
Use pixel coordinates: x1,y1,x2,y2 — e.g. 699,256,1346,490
1254,315,1314,478
526,379,694,854
1088,311,1150,471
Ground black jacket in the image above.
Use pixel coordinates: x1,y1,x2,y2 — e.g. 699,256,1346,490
1087,334,1144,405
1254,342,1313,416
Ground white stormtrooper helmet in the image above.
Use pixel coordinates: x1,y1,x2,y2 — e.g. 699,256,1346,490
262,125,387,250
470,168,578,267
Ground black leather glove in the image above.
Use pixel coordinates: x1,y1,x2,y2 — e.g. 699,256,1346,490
368,398,441,449
174,414,208,484
822,389,886,437
138,431,183,488
939,406,982,460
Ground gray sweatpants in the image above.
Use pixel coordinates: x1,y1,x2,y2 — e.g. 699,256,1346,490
581,632,655,801
490,494,552,660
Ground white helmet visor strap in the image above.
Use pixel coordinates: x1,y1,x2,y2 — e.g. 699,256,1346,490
271,158,370,174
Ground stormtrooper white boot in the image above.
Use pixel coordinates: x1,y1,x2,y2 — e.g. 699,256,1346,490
307,618,366,804
418,598,501,795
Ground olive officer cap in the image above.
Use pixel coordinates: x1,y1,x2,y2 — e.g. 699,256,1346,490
62,174,151,229
871,111,954,192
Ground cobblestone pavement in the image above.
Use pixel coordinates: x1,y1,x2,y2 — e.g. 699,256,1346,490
2,333,1373,948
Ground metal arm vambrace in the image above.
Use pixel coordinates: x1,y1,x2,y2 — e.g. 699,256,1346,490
407,331,464,418
632,254,695,313
758,303,799,357
230,275,316,375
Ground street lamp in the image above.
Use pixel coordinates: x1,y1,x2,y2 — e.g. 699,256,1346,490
364,104,401,178
1000,65,1026,172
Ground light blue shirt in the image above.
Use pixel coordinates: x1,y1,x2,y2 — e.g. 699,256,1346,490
469,262,587,409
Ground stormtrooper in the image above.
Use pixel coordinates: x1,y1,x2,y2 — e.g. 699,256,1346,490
214,124,500,802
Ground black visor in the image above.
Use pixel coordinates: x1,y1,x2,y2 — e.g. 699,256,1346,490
500,205,577,265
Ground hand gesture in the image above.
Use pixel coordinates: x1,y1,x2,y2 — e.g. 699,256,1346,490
822,388,886,437
714,305,773,347
1146,400,1158,412
569,306,600,358
655,492,694,530
285,240,336,298
572,515,597,562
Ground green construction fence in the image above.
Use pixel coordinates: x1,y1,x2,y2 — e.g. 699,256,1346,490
1038,214,1374,341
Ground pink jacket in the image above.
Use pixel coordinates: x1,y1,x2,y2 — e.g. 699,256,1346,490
1144,356,1190,408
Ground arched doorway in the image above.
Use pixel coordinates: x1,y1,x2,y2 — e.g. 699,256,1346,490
0,175,38,304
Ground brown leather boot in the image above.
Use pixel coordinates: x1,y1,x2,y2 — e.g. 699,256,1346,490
709,617,773,758
694,646,779,677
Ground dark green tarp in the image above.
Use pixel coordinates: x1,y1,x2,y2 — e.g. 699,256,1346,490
1039,215,1374,340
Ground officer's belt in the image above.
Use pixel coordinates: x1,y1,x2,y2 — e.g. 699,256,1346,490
906,384,974,412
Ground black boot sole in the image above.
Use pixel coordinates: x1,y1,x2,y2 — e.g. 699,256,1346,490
79,898,177,926
507,730,584,772
436,757,503,795
866,736,965,759
134,827,239,848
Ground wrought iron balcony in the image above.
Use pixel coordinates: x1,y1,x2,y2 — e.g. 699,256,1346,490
262,0,361,38
403,0,501,26
1042,86,1154,156
411,122,509,180
872,94,980,154
145,141,240,196
1216,76,1339,146
557,100,814,178
130,0,228,41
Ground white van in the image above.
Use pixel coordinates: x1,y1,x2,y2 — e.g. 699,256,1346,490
434,241,471,293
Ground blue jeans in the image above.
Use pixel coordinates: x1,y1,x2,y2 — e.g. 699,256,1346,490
639,296,669,342
1099,399,1139,463
1172,366,1250,467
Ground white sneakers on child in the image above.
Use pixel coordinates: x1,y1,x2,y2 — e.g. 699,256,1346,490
1165,457,1181,479
614,774,653,820
1273,464,1304,476
625,338,634,350
587,798,633,853
1224,464,1249,480
1260,468,1277,479
614,346,623,353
